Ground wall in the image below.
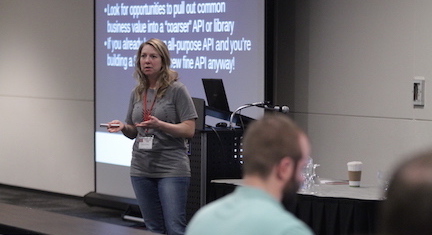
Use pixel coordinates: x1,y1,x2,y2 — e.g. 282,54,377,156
2,0,431,196
0,0,94,196
290,0,432,185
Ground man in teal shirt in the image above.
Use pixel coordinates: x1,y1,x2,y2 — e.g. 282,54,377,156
186,113,314,235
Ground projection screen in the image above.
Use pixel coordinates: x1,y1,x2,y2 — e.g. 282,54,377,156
95,0,267,198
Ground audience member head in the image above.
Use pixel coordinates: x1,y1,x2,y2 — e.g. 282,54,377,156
380,150,432,235
242,113,310,199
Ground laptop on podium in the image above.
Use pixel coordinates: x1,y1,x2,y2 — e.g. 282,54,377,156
202,78,230,113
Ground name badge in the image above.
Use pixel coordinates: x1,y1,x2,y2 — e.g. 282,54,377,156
138,135,154,149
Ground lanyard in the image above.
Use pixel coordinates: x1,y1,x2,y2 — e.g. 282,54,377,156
143,89,157,121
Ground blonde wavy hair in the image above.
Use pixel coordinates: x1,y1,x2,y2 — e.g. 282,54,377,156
133,38,178,100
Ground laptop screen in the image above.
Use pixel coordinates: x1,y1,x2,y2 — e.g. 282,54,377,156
202,78,230,112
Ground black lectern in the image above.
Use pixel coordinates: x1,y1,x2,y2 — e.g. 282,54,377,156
186,99,254,221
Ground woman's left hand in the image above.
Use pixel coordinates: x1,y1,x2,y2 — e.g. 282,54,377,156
136,116,195,138
135,115,161,129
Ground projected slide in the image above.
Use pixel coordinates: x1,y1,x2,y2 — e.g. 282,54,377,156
95,0,265,198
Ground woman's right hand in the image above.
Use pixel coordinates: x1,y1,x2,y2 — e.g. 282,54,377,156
107,120,124,133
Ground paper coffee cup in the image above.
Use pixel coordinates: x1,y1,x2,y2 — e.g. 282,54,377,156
347,161,362,187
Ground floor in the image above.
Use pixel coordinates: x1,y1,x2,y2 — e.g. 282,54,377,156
0,184,146,230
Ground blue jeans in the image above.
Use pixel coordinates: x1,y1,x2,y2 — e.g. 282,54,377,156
131,176,190,235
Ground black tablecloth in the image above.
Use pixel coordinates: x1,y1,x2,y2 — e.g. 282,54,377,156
209,183,382,235
294,194,380,235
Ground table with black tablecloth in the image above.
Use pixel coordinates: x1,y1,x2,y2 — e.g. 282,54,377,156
210,179,384,235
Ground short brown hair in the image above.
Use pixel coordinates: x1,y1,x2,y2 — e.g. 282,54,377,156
242,113,304,178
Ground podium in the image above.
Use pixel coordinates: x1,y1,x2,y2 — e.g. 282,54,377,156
186,99,254,220
187,127,244,220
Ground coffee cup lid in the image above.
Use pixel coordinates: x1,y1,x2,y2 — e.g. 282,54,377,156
347,161,362,166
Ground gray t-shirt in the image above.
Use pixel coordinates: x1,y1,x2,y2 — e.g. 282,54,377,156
125,81,198,178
